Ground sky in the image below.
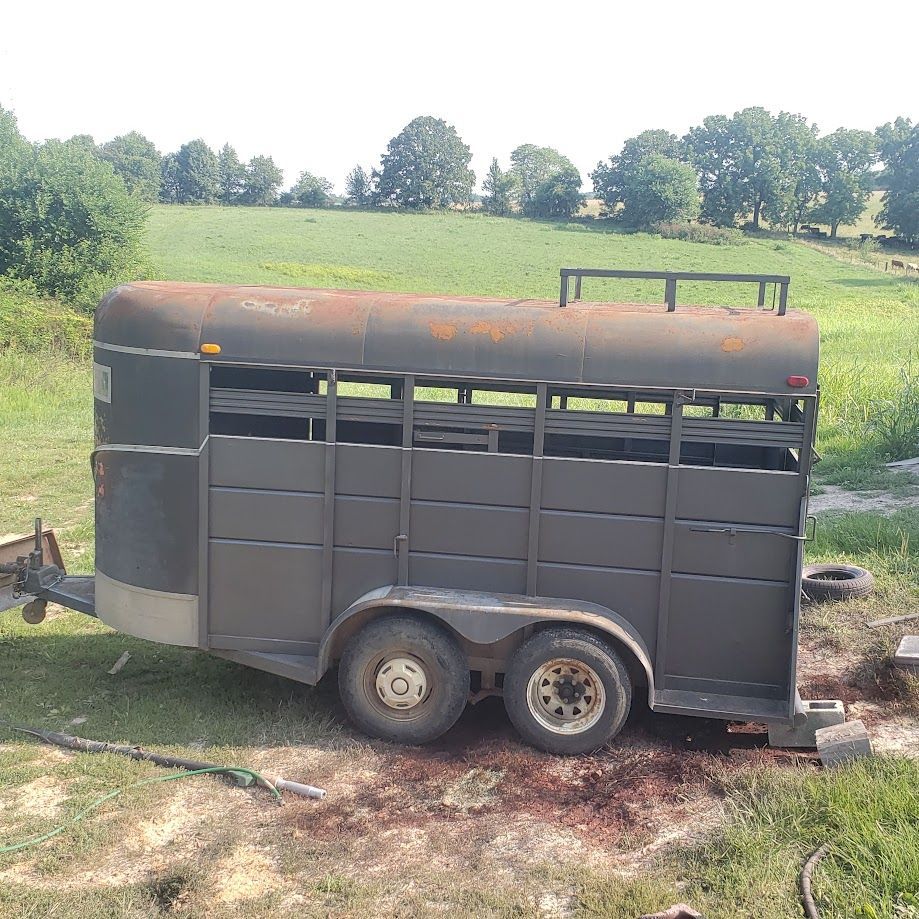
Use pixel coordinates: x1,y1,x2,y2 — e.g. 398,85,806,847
2,1,916,194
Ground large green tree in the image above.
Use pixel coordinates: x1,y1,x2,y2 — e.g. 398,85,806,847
875,117,919,244
683,114,745,226
481,158,515,216
809,129,877,237
0,105,28,185
98,131,161,201
508,144,577,216
375,116,474,209
240,154,283,206
159,139,219,204
766,113,821,232
216,143,245,204
591,129,685,217
0,113,147,307
684,107,817,229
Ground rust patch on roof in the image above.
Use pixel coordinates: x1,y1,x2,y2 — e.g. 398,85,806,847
721,337,745,353
240,298,314,318
429,321,457,341
469,320,507,343
469,319,535,343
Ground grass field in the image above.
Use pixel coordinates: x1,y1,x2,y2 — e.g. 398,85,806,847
146,204,919,480
1,207,918,917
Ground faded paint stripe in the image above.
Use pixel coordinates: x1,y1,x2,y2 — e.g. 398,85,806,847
93,340,199,360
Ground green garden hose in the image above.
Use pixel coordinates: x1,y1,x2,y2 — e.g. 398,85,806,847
0,766,281,855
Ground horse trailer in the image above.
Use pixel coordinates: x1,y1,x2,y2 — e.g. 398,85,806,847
5,269,819,754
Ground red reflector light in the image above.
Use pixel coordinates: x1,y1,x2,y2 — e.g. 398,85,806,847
787,375,809,388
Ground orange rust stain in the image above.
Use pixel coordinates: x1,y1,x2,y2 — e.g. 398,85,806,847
721,336,745,353
468,319,534,343
469,320,506,343
429,321,458,341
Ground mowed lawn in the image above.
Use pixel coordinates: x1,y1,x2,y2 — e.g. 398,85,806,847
1,208,918,918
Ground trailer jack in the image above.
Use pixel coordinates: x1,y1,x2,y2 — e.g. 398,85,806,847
0,518,96,618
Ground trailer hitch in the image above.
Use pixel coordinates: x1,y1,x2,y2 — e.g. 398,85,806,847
0,518,65,621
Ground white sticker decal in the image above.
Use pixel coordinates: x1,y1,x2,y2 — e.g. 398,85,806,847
93,362,112,403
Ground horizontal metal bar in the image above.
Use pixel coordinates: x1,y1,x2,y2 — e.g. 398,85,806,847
560,269,791,284
414,430,490,445
546,410,804,448
414,402,535,431
212,389,804,449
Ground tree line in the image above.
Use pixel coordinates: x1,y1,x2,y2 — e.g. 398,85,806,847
21,108,919,244
2,102,918,311
588,109,914,240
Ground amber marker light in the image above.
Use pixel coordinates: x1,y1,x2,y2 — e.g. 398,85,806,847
786,375,809,388
200,343,221,355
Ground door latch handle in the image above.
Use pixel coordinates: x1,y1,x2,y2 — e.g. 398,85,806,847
393,534,408,558
690,525,737,545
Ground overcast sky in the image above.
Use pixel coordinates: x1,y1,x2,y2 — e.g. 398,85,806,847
2,1,916,193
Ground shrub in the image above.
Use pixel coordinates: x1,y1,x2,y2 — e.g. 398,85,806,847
0,278,92,356
0,119,148,309
655,222,745,246
610,154,699,228
529,166,584,219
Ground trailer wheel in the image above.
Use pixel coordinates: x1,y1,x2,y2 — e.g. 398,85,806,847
802,563,875,602
504,628,632,755
338,615,468,745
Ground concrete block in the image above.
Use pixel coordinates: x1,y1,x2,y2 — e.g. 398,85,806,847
768,699,845,748
816,720,873,767
894,635,919,674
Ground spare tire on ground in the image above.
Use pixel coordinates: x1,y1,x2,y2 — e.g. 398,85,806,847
802,563,875,602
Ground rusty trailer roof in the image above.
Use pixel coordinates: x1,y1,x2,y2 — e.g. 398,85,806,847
95,281,819,395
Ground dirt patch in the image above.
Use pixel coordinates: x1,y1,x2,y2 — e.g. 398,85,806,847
288,700,812,863
2,775,68,818
441,766,503,812
134,784,202,850
848,702,919,756
212,845,283,904
809,484,919,515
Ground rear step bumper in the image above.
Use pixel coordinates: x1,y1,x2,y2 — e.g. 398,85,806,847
653,688,794,724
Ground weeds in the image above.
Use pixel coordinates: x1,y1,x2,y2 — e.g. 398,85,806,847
866,360,919,460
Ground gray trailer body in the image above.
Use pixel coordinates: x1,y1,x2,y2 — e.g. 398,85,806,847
88,275,819,725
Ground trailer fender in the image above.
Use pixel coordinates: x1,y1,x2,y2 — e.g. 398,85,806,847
318,586,655,702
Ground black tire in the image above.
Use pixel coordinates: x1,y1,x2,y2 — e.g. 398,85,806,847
338,614,468,745
802,563,875,602
503,628,632,755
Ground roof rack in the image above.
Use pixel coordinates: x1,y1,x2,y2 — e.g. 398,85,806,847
559,269,791,315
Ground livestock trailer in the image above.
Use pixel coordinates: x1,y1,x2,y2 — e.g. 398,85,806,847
5,269,819,754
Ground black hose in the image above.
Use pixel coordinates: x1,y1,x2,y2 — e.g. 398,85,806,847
2,721,325,799
801,843,829,919
8,723,234,773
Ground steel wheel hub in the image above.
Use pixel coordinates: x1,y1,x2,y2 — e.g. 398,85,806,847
526,658,605,735
375,655,428,710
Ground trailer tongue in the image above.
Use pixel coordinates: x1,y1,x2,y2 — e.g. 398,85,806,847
0,518,95,620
